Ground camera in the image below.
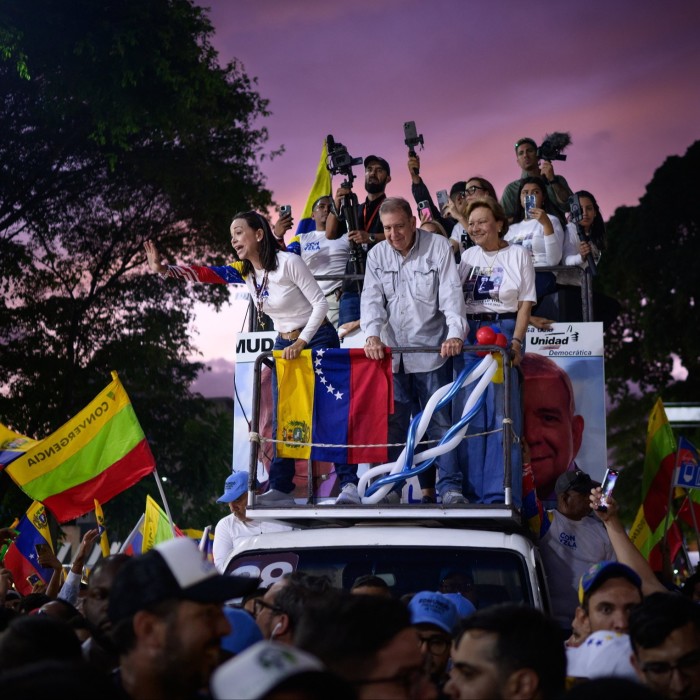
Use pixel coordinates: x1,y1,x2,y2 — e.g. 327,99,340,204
568,193,582,223
404,121,424,175
537,131,571,162
326,135,363,180
279,205,292,217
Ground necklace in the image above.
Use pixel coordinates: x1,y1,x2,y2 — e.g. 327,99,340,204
479,246,502,276
252,268,269,329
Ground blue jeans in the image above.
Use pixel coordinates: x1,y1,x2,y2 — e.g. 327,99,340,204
269,322,341,493
388,361,461,497
453,319,522,506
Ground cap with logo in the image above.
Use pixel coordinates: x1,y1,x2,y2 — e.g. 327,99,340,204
578,561,642,604
217,471,249,504
408,590,458,634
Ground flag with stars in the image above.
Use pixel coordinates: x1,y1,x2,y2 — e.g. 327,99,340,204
274,348,393,463
1,501,54,595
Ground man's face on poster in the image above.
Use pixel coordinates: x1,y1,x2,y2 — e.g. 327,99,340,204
523,374,584,499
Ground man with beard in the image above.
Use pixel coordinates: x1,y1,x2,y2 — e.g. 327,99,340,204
108,537,258,700
326,155,392,337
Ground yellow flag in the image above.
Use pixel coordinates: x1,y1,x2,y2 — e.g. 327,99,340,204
274,350,315,459
93,499,111,558
143,495,180,552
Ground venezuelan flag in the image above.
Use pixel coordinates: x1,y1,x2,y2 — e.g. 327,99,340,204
6,372,156,523
0,424,39,469
2,501,55,595
293,141,332,236
275,348,394,464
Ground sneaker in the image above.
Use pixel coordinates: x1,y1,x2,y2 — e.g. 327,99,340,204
378,490,401,505
441,491,469,505
335,483,361,506
421,495,437,504
256,489,295,506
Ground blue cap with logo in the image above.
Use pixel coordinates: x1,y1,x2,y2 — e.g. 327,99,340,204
217,472,249,504
408,591,458,634
578,561,642,604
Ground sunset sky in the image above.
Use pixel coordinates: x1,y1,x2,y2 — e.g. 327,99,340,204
190,0,700,395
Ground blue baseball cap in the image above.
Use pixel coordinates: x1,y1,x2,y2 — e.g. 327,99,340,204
217,472,249,504
408,591,458,634
578,561,642,604
221,607,263,656
441,592,476,619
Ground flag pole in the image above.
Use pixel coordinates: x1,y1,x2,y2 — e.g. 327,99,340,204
152,469,177,538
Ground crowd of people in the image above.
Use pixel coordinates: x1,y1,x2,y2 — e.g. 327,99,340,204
1,509,699,700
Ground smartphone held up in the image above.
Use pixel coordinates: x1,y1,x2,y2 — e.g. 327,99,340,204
597,468,620,512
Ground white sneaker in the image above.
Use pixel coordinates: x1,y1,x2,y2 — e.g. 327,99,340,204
378,491,401,505
256,489,295,506
335,483,361,506
441,491,469,505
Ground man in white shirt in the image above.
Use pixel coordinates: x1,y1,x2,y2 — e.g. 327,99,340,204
213,472,293,573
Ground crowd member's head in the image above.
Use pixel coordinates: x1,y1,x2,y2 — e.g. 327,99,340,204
219,607,263,661
439,571,478,607
364,155,391,195
211,640,357,700
464,176,498,204
379,197,417,257
3,589,22,613
311,195,332,231
520,353,585,500
230,211,280,275
217,471,249,522
445,603,566,700
0,614,83,668
18,592,51,614
254,572,334,644
295,592,437,699
514,138,539,174
513,176,559,224
629,592,700,700
465,197,510,245
573,189,607,250
555,469,599,520
574,561,642,636
409,591,458,684
421,219,449,239
108,537,258,700
681,571,700,602
37,598,89,641
350,574,392,598
449,181,468,206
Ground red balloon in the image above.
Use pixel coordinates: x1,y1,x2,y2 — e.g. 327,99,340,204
475,326,497,345
494,333,508,348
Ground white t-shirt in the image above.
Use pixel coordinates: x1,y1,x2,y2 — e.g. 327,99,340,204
539,510,616,628
504,215,564,267
293,230,351,295
458,243,536,314
213,513,294,573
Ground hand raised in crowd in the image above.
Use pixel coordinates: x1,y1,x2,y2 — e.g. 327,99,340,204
530,207,554,234
144,241,167,274
274,210,294,238
589,486,619,522
407,154,421,184
364,335,386,361
38,546,63,573
333,185,352,208
71,527,100,575
442,197,460,220
440,337,463,358
539,160,556,184
0,527,18,546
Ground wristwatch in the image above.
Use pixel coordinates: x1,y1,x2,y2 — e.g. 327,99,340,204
368,233,376,244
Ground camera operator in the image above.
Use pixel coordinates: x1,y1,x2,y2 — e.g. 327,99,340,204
326,155,392,335
500,137,573,222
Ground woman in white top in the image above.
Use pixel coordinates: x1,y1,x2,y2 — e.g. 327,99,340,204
505,176,565,309
145,211,339,505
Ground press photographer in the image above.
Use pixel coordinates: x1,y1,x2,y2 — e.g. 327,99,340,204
325,136,392,331
501,132,574,221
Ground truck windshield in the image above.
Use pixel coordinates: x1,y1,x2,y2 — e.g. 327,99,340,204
227,545,533,608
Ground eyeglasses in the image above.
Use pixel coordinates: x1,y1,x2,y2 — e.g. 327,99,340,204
418,634,451,655
253,598,283,618
641,650,700,681
465,185,487,196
